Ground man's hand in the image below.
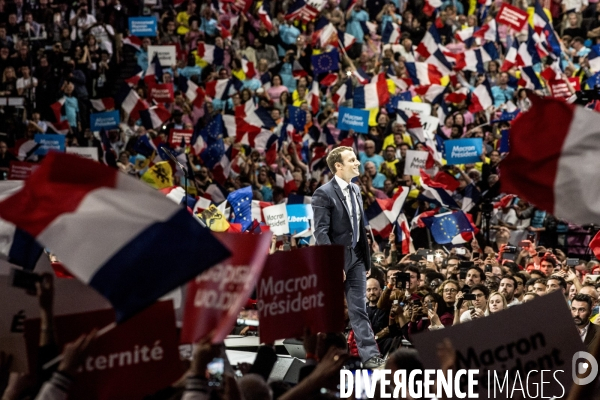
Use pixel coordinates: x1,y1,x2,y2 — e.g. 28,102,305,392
37,273,54,313
57,329,97,377
190,337,222,377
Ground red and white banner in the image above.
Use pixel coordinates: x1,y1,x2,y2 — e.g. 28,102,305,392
257,246,345,343
169,129,193,147
148,83,174,103
495,3,529,31
8,162,38,180
24,301,183,400
180,232,273,344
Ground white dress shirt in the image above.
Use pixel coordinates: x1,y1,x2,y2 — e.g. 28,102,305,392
334,175,360,242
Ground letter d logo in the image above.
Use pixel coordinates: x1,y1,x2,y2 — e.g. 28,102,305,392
572,351,599,385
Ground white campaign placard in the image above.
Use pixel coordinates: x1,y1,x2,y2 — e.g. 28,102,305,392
404,150,428,176
411,291,584,399
148,45,177,67
262,204,290,235
66,147,99,161
396,101,432,116
420,115,440,140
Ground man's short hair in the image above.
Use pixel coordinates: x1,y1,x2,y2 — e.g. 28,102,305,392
467,266,484,281
469,284,490,299
404,264,420,279
572,36,584,45
573,293,593,310
541,256,557,268
547,275,567,291
326,146,353,173
501,275,517,288
514,272,527,285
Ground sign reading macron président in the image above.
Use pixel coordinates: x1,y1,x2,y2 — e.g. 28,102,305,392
444,138,483,165
337,107,370,134
90,110,120,131
128,16,157,37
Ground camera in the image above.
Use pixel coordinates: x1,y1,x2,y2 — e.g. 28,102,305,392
394,272,410,289
503,246,517,253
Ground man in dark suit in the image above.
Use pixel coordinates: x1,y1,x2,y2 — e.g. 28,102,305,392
572,293,600,351
311,146,384,369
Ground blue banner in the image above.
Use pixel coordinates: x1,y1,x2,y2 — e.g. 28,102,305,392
34,134,65,155
91,110,120,131
444,138,483,165
286,204,312,236
128,16,157,37
337,106,369,134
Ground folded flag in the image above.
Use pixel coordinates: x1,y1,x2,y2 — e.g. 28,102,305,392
419,169,459,209
468,80,494,113
0,152,230,322
421,210,474,244
0,181,43,270
502,96,600,225
416,24,441,59
395,213,414,254
227,186,253,231
258,3,273,31
198,204,230,232
141,161,174,189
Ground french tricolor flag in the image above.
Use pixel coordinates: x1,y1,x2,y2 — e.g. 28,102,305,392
90,97,115,112
0,153,230,322
416,24,441,59
353,72,389,109
184,79,206,108
405,62,443,86
307,80,320,114
258,4,273,31
519,66,542,90
502,96,600,225
122,36,142,51
395,213,414,254
0,181,43,270
455,27,475,42
205,79,232,100
468,80,494,113
337,30,357,51
382,21,401,45
474,19,497,42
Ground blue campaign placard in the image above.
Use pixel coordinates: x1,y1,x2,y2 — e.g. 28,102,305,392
444,138,483,165
90,110,120,131
286,204,312,236
337,106,370,134
34,134,65,155
128,16,158,37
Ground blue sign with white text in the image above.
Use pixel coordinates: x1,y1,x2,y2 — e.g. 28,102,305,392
337,106,370,134
286,204,312,236
34,134,65,155
444,138,483,165
128,16,158,37
90,110,120,131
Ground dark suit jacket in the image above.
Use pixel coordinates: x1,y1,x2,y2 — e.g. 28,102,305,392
311,178,371,271
584,322,600,351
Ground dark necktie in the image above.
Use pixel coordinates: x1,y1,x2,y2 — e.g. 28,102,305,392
349,185,358,248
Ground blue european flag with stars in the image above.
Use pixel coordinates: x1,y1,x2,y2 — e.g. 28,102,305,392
227,186,253,231
289,105,306,131
421,211,474,244
311,51,340,76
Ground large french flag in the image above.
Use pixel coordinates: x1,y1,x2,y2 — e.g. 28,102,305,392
502,96,600,225
0,181,43,270
0,153,230,322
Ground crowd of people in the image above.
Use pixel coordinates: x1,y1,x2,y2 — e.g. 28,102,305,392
3,0,600,398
